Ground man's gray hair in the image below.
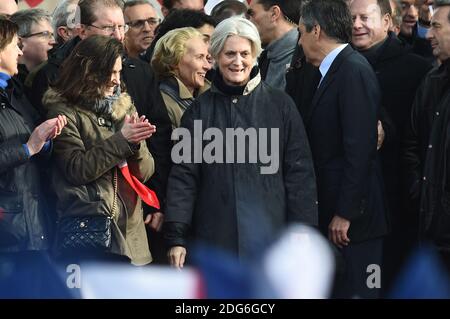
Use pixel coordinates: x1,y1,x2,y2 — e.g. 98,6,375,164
210,17,262,61
124,0,155,10
10,8,52,37
52,0,80,44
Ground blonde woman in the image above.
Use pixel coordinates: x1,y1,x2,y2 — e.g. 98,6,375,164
152,27,212,130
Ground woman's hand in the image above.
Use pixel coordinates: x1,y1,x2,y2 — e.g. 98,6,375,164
168,246,187,269
26,115,67,156
121,113,156,144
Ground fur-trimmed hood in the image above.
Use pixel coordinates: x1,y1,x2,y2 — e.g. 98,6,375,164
43,88,134,122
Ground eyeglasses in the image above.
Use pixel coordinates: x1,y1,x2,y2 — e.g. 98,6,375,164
126,17,161,29
88,24,129,34
22,30,55,40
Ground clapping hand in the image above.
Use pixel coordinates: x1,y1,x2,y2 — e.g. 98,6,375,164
26,115,67,156
121,112,156,144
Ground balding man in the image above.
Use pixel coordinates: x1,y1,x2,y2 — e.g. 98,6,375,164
0,0,18,17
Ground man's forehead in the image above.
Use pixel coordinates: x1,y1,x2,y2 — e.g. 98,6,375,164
31,19,52,31
125,4,157,18
432,6,450,23
177,0,204,9
92,6,124,23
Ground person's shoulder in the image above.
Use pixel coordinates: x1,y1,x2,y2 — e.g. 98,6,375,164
124,57,151,71
42,88,75,118
123,56,156,81
343,49,376,76
259,81,292,101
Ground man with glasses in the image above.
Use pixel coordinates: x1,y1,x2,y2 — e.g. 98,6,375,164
10,9,56,103
124,0,161,59
30,0,172,250
397,0,434,60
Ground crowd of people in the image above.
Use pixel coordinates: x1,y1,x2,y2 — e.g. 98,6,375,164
0,0,448,298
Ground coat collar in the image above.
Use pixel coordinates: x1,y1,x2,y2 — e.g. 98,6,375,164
360,31,411,66
42,88,134,122
173,76,211,99
210,69,261,96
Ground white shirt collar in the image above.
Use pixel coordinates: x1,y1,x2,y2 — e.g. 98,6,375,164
319,43,348,80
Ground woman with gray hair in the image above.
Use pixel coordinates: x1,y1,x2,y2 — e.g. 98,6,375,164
164,17,318,268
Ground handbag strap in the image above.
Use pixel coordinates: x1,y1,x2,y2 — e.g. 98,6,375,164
110,167,118,219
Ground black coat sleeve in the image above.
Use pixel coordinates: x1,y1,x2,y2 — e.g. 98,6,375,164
122,58,173,213
403,83,424,200
163,103,200,243
283,96,318,226
0,138,29,174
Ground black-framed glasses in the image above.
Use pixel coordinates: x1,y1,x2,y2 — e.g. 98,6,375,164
88,24,129,34
126,17,161,29
21,30,55,40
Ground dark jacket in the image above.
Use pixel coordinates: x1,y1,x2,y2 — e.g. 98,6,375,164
0,78,50,252
398,24,434,64
164,70,318,259
285,44,322,122
361,32,431,221
403,61,450,250
305,45,389,243
30,37,172,213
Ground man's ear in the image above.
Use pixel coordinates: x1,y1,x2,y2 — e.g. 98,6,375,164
57,26,69,42
313,24,321,39
161,6,170,17
382,13,391,33
78,24,87,40
17,37,24,50
271,5,282,22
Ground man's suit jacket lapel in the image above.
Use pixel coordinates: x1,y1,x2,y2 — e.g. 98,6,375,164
305,45,354,127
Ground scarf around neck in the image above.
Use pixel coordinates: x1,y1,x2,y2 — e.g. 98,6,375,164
93,86,121,116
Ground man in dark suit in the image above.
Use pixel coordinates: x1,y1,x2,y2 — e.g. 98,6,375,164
350,0,432,291
299,0,389,298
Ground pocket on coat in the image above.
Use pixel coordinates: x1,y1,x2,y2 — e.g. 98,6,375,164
0,197,27,247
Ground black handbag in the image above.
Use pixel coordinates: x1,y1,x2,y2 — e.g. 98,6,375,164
56,169,118,252
57,215,113,251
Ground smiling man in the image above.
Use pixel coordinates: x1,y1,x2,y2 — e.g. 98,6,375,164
397,0,434,60
124,0,160,59
350,0,431,290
